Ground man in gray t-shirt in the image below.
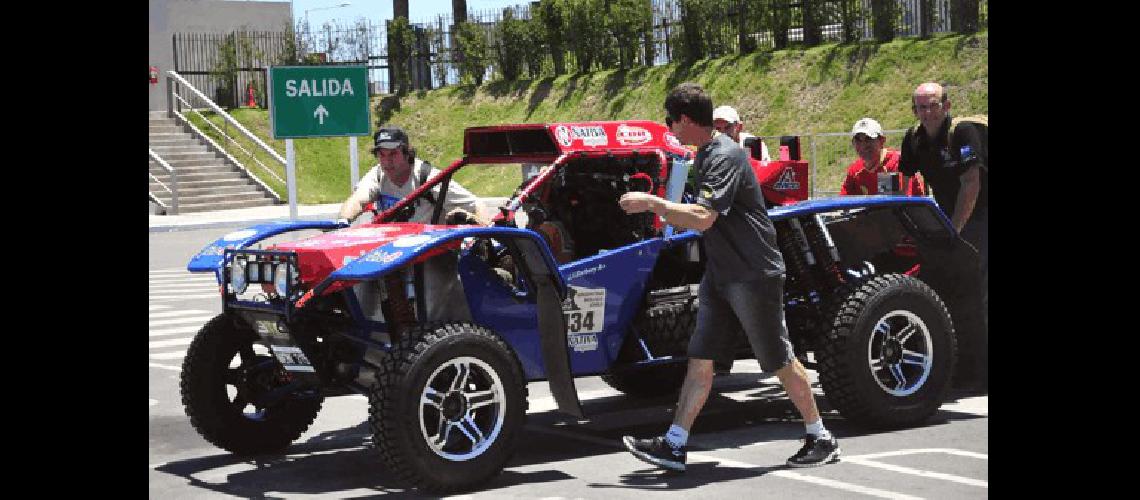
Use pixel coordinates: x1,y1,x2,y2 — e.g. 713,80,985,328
617,83,840,472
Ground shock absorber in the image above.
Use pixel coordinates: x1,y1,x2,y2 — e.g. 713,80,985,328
776,219,816,297
805,214,846,290
383,269,416,342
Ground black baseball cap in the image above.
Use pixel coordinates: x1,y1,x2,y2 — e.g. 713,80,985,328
372,127,409,152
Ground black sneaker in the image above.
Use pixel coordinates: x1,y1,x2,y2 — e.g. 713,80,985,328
622,435,686,471
786,434,841,467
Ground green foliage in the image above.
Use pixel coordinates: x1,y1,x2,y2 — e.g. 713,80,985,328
456,22,489,85
609,0,652,68
523,16,548,78
871,0,898,42
768,0,792,50
211,30,263,108
495,9,528,81
676,0,709,62
564,0,610,73
536,0,566,75
387,17,416,94
837,0,864,43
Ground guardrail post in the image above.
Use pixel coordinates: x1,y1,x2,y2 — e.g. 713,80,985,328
171,169,180,215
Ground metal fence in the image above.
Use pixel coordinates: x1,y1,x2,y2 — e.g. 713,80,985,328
172,0,987,101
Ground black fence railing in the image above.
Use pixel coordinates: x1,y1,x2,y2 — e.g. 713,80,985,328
172,0,987,105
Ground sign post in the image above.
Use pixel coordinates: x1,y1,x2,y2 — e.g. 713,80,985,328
268,65,371,219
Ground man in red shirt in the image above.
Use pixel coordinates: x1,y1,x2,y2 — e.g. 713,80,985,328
839,118,924,196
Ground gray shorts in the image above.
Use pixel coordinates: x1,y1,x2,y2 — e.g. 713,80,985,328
687,273,795,372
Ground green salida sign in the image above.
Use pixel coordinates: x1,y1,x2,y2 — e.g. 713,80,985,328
269,65,370,139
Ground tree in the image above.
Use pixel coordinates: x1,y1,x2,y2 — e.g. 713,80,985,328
802,0,822,47
535,0,566,75
387,17,415,94
609,0,652,69
768,0,792,50
495,8,527,81
838,0,863,43
870,0,897,43
951,0,980,34
455,21,489,85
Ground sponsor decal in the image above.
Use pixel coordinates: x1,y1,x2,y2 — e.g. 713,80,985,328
571,125,608,147
362,249,404,264
221,229,258,241
616,124,652,146
700,188,713,199
555,125,573,147
200,245,226,257
391,234,434,248
665,133,683,148
255,320,291,340
773,167,800,190
337,227,401,238
566,263,606,281
562,286,605,343
270,345,316,372
568,333,599,353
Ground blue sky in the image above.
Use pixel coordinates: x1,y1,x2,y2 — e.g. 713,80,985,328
285,0,531,30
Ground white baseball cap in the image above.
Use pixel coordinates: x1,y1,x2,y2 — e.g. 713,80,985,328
712,105,741,123
851,117,884,138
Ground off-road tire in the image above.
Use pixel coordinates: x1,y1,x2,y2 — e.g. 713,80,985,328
369,323,527,494
180,313,323,455
816,274,956,428
601,288,696,397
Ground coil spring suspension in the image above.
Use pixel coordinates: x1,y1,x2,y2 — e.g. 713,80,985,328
383,271,416,342
803,214,846,290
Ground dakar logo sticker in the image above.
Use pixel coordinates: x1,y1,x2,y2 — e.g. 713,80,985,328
571,126,608,147
221,229,258,242
616,124,651,146
390,234,434,248
773,167,800,190
555,125,573,147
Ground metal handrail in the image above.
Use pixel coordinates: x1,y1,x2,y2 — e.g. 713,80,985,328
166,71,284,201
149,149,179,214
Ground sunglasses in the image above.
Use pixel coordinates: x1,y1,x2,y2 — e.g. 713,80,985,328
852,134,877,143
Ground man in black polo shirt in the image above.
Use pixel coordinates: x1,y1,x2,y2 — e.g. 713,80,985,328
899,81,988,388
617,82,840,472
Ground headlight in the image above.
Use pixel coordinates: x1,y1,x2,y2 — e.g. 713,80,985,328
273,263,295,296
230,260,248,294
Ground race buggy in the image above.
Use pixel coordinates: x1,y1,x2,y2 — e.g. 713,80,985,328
182,120,982,493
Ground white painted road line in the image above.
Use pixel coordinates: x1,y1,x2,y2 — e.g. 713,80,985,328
843,457,987,488
149,362,181,372
150,325,204,337
526,424,924,500
939,396,989,416
150,351,187,360
148,283,217,290
149,305,171,311
148,310,212,319
150,399,158,406
150,337,193,349
849,448,988,461
150,316,217,327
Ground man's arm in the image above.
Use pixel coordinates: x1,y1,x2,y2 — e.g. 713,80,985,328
950,165,980,233
618,192,718,232
338,166,380,223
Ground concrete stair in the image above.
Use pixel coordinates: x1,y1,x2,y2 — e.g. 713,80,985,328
149,111,279,214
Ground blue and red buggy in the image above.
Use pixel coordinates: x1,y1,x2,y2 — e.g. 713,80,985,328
182,120,982,493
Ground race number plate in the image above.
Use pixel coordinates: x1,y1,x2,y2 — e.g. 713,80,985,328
562,286,605,352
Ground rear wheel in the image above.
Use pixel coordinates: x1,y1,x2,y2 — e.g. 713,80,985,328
180,313,323,454
816,274,956,428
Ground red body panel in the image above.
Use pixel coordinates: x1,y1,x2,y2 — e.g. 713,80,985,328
269,224,460,288
752,158,810,206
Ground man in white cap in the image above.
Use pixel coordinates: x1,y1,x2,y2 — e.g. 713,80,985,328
712,105,770,161
839,117,924,196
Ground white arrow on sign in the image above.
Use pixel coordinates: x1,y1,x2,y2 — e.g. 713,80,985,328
314,104,328,125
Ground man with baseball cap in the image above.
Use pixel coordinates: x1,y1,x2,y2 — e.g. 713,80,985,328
712,105,770,161
839,117,924,196
336,126,483,324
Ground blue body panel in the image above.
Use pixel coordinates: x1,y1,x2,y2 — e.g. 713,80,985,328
462,235,694,381
328,226,565,290
186,221,342,276
769,196,953,231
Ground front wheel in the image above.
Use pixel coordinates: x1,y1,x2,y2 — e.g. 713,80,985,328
180,313,323,454
816,274,956,428
369,323,527,494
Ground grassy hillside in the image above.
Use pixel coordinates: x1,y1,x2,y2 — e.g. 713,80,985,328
191,31,987,202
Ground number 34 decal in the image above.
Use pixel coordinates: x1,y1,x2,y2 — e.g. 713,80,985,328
563,311,596,333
